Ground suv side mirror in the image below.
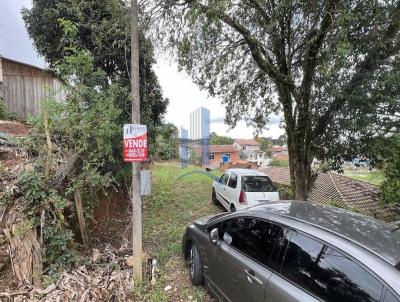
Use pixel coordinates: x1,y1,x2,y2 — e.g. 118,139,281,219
209,228,219,245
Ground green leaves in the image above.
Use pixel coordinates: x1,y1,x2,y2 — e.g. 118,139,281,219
18,170,47,212
381,135,400,205
209,132,234,145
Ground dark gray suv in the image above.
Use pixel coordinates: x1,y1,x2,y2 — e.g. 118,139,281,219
182,201,400,302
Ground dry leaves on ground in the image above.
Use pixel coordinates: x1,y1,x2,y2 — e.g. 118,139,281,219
0,245,136,302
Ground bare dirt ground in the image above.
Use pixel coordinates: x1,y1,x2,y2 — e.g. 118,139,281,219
0,120,30,136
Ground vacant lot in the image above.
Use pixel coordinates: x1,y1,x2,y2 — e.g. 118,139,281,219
137,162,222,301
343,169,384,186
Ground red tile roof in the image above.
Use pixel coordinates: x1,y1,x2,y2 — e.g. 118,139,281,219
272,153,289,160
200,144,238,153
234,139,260,146
211,145,238,153
260,167,400,222
271,145,288,152
261,167,290,186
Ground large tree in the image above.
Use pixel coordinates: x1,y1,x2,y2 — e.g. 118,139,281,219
22,0,168,150
209,132,234,145
149,0,400,199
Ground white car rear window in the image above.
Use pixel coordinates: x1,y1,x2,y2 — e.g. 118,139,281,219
242,176,276,192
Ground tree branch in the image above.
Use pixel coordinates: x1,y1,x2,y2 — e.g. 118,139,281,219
312,1,400,139
184,0,296,93
300,0,335,107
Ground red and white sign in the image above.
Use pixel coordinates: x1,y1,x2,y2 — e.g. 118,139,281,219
123,124,148,162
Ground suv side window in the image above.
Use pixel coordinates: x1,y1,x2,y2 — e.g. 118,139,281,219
219,217,285,267
220,172,230,185
281,232,383,302
228,173,238,188
384,291,400,302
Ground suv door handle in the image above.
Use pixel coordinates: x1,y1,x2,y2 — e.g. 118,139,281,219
244,269,263,285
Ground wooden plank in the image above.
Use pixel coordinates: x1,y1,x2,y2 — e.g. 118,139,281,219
1,59,64,118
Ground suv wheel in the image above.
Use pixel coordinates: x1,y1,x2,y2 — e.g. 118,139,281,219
188,243,204,285
212,188,219,205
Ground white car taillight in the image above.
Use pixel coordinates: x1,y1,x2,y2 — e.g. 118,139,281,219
239,191,247,204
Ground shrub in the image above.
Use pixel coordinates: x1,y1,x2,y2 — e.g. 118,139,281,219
18,170,47,213
43,224,76,281
381,135,400,205
0,99,6,119
0,98,17,120
269,158,289,167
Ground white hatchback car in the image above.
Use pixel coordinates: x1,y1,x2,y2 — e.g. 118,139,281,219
212,168,280,212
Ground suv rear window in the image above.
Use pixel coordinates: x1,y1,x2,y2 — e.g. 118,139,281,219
241,176,276,192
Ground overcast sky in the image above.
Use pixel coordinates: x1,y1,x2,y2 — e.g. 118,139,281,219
0,1,284,139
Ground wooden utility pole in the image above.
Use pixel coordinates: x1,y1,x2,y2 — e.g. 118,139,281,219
130,0,142,281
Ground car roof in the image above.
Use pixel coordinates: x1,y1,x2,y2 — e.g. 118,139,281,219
248,201,400,267
225,168,267,176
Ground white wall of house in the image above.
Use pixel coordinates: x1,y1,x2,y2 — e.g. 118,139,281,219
234,142,271,167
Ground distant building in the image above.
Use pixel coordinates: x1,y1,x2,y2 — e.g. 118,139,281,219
194,144,239,169
234,139,270,167
190,107,210,141
179,127,189,168
271,145,289,161
0,56,64,119
190,107,210,166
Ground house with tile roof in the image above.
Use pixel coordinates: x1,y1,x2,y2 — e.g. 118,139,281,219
271,145,289,161
234,139,271,167
261,166,400,223
194,144,239,169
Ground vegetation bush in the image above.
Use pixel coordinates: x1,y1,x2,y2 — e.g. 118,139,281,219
10,16,166,281
17,169,77,279
381,135,400,205
0,99,7,119
269,158,289,167
154,123,178,160
0,99,17,120
275,184,293,199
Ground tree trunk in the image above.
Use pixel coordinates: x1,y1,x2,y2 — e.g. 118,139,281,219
286,129,296,192
43,106,53,179
74,189,89,249
294,153,309,200
286,127,313,201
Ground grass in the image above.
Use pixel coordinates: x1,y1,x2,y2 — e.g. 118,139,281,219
135,162,222,301
343,169,384,186
269,158,289,167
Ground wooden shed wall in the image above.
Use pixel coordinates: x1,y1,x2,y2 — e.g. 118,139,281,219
1,58,64,119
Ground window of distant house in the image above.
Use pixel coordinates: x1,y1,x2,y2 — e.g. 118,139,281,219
209,154,215,160
242,146,246,150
